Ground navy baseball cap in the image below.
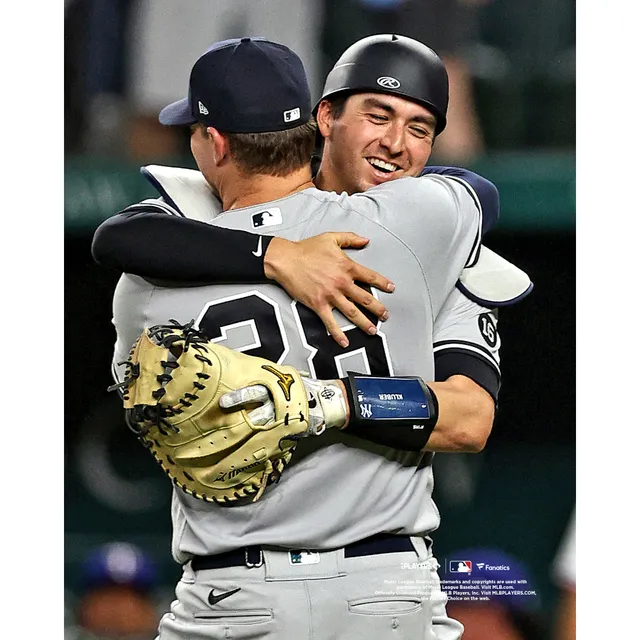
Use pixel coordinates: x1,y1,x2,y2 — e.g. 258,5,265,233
159,37,312,133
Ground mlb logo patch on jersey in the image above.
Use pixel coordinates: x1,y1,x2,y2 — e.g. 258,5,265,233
252,207,283,228
449,560,472,573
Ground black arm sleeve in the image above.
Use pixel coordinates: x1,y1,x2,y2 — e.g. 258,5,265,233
434,350,501,403
91,209,275,283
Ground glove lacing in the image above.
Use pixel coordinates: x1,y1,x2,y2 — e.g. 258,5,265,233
114,320,213,441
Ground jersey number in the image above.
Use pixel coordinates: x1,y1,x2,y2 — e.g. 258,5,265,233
197,291,392,378
478,312,498,348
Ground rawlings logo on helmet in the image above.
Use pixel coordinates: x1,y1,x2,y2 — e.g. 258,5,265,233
376,76,401,89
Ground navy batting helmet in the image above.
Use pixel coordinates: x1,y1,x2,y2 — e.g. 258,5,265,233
316,34,449,135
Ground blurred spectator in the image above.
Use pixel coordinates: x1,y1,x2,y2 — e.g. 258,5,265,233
64,0,136,156
550,508,576,640
67,541,161,640
123,0,323,160
443,547,546,640
471,0,575,149
323,0,488,163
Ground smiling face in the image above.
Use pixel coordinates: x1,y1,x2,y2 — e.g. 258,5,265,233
315,92,438,195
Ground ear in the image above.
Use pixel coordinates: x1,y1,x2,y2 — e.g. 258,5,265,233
315,100,335,139
206,127,229,165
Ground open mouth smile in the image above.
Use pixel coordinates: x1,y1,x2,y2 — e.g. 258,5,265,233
366,157,401,174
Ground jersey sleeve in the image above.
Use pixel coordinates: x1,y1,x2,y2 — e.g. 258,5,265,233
420,166,500,235
433,288,501,402
353,175,484,315
91,199,274,283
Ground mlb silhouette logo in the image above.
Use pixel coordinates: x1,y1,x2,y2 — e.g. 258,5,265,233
283,107,301,122
449,560,472,573
252,207,283,228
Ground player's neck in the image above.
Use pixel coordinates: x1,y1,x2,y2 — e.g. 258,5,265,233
314,163,351,195
221,166,314,211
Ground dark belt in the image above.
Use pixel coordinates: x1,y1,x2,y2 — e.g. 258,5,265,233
190,533,426,572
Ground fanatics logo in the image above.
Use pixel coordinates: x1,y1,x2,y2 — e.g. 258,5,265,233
198,101,209,115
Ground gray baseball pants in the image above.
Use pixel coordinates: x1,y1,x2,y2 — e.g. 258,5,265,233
156,537,463,640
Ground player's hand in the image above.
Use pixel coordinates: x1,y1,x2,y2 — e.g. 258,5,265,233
263,233,395,348
220,377,349,434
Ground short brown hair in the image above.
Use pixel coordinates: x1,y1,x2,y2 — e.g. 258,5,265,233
313,95,350,158
226,118,317,177
325,94,350,120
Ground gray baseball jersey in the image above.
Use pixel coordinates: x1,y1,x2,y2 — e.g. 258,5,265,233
111,175,491,563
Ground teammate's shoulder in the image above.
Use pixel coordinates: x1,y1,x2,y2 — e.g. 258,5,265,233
300,186,342,204
140,164,222,222
419,166,499,234
350,175,466,209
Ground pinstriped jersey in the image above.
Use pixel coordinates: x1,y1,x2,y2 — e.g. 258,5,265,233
111,175,495,562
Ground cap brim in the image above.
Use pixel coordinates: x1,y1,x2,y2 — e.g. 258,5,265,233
158,98,196,126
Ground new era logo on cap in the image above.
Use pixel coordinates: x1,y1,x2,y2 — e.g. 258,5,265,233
283,107,301,123
198,101,209,115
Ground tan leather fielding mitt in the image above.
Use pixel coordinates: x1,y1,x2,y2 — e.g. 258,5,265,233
113,321,312,504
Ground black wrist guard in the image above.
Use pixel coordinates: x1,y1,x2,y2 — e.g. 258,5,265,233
341,373,439,452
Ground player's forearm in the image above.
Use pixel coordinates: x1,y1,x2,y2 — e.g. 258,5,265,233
327,374,493,453
91,210,273,282
421,376,494,453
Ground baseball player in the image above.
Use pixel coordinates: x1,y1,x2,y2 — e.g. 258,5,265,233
93,35,529,348
101,36,530,640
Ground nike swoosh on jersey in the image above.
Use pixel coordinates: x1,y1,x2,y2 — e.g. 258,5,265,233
252,236,263,257
208,587,241,606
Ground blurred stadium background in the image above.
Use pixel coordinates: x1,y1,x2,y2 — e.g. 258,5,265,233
64,1,575,638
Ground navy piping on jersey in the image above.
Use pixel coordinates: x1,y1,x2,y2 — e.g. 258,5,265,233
445,176,483,269
140,167,184,215
455,279,535,308
118,201,183,217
